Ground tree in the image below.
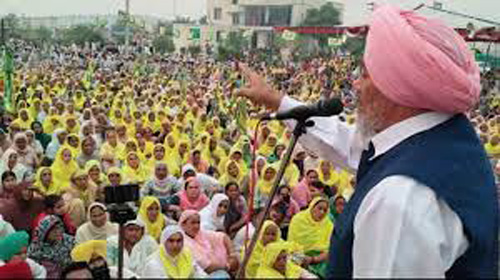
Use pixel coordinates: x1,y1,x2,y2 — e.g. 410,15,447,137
59,24,104,46
153,26,175,54
300,3,342,48
198,15,208,25
3,14,22,39
301,2,342,26
217,31,249,60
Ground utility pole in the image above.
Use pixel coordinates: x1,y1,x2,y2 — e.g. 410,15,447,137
125,0,130,51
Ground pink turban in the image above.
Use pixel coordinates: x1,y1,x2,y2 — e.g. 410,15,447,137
364,5,480,113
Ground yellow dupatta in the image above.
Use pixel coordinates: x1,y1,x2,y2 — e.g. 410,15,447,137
51,147,79,189
257,163,278,195
288,197,333,252
121,152,149,184
255,241,302,279
139,196,165,241
34,166,62,195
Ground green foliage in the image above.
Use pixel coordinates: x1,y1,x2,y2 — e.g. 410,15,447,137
301,2,342,27
300,2,342,48
59,24,104,46
188,45,202,57
217,31,249,60
341,37,366,58
111,11,145,44
153,34,175,54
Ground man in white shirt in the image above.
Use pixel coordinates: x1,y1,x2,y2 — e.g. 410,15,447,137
238,5,498,278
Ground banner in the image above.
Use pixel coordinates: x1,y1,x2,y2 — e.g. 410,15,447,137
190,27,201,40
282,30,296,41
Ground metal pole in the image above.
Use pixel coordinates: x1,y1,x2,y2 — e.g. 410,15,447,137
237,119,313,278
125,0,130,51
117,224,124,280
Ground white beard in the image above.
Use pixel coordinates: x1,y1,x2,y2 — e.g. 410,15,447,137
355,109,377,145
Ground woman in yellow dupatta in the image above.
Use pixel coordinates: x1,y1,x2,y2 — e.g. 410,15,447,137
318,160,339,187
258,133,278,158
138,196,166,241
255,241,305,279
34,166,62,196
66,133,81,157
288,196,333,278
145,111,162,134
15,109,33,130
164,134,177,157
121,152,149,185
202,136,227,168
148,144,180,177
51,147,79,190
257,163,279,196
100,130,125,159
218,147,248,176
65,116,80,135
43,109,62,134
218,160,246,190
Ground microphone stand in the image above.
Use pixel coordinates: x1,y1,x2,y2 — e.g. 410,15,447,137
237,118,315,278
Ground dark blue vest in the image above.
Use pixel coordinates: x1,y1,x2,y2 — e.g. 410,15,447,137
327,114,498,278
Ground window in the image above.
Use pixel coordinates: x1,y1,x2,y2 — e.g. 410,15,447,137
214,8,222,20
232,13,240,25
216,31,222,42
232,0,238,4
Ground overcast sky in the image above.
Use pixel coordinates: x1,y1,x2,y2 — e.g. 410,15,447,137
0,0,498,27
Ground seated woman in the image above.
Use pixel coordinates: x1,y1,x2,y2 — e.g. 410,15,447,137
177,177,209,211
256,241,316,279
0,150,28,184
143,225,208,278
245,220,284,278
0,182,44,233
0,171,17,199
121,152,148,185
85,160,108,202
329,195,347,223
34,167,62,196
106,220,158,276
0,231,47,279
292,168,319,210
138,196,176,242
62,170,98,227
224,182,248,239
71,240,137,279
51,147,79,190
179,210,239,278
141,162,178,203
75,202,118,244
28,215,75,279
199,193,230,231
288,197,333,278
32,195,76,236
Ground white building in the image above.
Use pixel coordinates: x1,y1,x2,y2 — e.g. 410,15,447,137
174,0,343,52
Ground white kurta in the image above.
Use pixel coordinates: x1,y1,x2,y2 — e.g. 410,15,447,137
141,250,208,278
280,96,469,278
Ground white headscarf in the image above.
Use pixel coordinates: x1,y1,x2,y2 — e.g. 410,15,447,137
199,193,229,231
76,202,119,244
160,225,183,245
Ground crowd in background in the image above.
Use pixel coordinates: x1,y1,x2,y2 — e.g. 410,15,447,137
0,41,498,279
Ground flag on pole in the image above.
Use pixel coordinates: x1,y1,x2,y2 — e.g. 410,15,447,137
2,46,14,113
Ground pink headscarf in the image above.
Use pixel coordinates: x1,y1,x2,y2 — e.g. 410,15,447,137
179,210,228,270
364,5,480,113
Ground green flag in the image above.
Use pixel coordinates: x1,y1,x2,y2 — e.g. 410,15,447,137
3,46,14,113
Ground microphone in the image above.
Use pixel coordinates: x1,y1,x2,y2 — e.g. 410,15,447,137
260,98,344,121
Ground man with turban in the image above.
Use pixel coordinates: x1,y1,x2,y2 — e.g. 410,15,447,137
239,5,497,278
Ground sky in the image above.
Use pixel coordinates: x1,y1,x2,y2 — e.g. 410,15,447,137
0,0,499,27
0,0,207,19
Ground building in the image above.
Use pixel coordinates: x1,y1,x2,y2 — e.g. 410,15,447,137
173,0,344,52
